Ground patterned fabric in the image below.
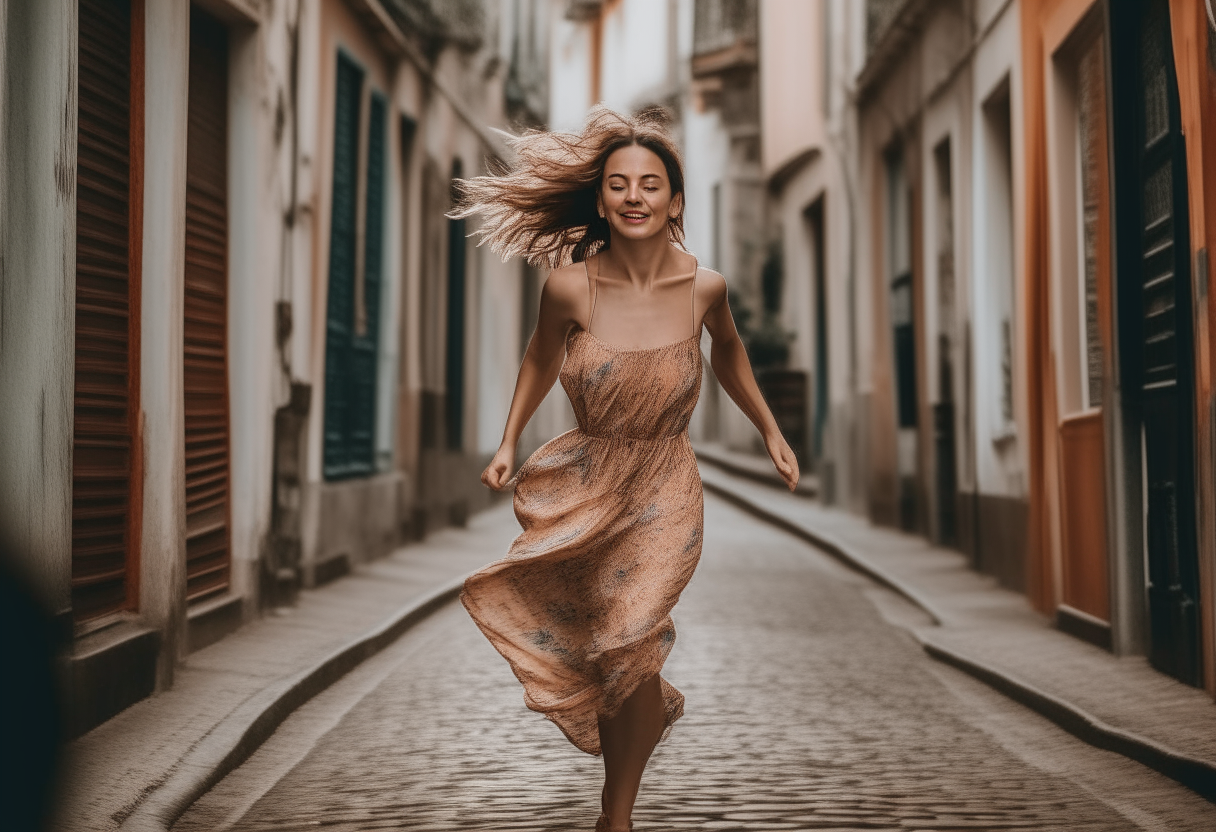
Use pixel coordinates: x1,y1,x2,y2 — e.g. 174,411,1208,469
460,270,705,756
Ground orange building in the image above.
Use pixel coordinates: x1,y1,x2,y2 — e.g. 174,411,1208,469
1021,0,1216,694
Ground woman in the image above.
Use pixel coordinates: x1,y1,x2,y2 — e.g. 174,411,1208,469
454,106,799,832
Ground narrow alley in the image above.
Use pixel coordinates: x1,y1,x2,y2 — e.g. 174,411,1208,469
169,492,1216,831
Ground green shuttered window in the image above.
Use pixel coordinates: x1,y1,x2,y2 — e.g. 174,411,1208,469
324,54,387,479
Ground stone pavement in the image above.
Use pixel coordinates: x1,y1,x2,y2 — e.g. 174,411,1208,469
694,441,1216,801
53,443,1216,832
51,495,522,832
174,491,1216,831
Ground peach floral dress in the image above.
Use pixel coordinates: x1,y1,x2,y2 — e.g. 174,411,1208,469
460,256,705,756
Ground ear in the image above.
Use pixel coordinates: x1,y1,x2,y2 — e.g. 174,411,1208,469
668,190,684,219
596,191,605,219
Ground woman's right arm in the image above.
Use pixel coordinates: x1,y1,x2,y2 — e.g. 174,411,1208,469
481,266,581,490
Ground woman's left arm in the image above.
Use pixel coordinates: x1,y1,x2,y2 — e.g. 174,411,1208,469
701,270,800,491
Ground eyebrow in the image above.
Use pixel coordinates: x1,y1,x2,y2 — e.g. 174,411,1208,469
606,172,661,180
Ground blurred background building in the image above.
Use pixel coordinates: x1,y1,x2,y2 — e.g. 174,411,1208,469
2,0,1216,736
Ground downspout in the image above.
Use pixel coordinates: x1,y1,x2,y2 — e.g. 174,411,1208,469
267,0,311,609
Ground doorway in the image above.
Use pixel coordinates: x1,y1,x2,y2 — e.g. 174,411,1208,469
1110,0,1202,685
805,198,830,489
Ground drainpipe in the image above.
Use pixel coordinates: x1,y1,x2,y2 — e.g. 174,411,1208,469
266,0,310,610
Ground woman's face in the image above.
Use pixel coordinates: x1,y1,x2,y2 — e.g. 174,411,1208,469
597,144,682,242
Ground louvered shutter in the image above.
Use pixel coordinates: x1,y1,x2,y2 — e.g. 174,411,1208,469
349,92,387,468
73,0,137,623
183,7,231,603
323,54,364,479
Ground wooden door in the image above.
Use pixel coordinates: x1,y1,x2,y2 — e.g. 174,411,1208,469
72,0,142,623
1112,0,1202,685
183,6,231,603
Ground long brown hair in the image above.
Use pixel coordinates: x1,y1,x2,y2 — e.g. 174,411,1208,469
449,105,686,268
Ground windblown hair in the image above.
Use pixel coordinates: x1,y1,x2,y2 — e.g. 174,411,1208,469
449,105,686,269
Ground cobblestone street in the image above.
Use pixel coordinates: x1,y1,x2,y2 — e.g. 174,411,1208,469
175,496,1216,832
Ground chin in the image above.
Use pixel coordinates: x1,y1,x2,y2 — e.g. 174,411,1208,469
613,223,664,240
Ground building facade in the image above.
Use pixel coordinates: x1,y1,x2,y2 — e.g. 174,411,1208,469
0,0,547,737
757,0,1216,698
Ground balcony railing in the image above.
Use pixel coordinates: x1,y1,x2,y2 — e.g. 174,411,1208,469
866,0,911,56
693,0,757,58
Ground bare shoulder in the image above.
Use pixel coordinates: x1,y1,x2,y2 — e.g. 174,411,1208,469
540,260,591,327
543,260,587,300
695,266,729,311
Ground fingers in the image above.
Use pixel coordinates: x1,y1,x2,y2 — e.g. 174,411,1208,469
481,465,506,491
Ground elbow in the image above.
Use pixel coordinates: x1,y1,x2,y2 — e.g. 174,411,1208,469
710,336,748,370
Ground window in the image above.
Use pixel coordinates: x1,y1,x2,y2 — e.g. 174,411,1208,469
323,53,387,479
982,79,1016,428
1050,15,1110,417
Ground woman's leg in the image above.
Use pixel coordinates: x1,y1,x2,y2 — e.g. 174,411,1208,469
597,674,667,829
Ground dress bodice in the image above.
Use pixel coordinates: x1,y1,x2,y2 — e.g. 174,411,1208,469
559,327,703,441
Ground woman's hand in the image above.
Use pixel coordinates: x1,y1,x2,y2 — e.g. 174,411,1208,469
481,444,517,491
764,431,800,492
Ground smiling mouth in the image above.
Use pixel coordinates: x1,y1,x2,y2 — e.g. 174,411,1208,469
621,212,649,220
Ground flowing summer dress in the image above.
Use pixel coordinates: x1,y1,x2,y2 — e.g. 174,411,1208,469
460,255,705,756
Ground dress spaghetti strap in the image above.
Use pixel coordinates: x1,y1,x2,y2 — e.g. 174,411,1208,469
584,252,699,341
689,256,698,339
585,256,599,336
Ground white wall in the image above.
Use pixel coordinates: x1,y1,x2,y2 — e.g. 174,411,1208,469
598,0,675,110
140,0,191,679
547,0,593,131
226,13,280,613
0,0,77,613
969,4,1026,498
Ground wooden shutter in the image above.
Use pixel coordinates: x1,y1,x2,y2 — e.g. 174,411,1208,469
183,7,231,603
73,0,141,623
323,54,365,478
350,92,387,468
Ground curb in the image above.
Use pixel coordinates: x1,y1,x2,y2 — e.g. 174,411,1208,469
116,573,469,832
697,466,947,626
693,444,820,497
697,455,1216,804
919,635,1216,802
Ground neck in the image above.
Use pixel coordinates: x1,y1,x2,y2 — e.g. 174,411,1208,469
600,231,682,290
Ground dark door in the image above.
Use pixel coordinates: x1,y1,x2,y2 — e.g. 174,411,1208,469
933,139,958,547
806,199,829,469
1110,0,1201,685
183,6,231,603
445,159,467,451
